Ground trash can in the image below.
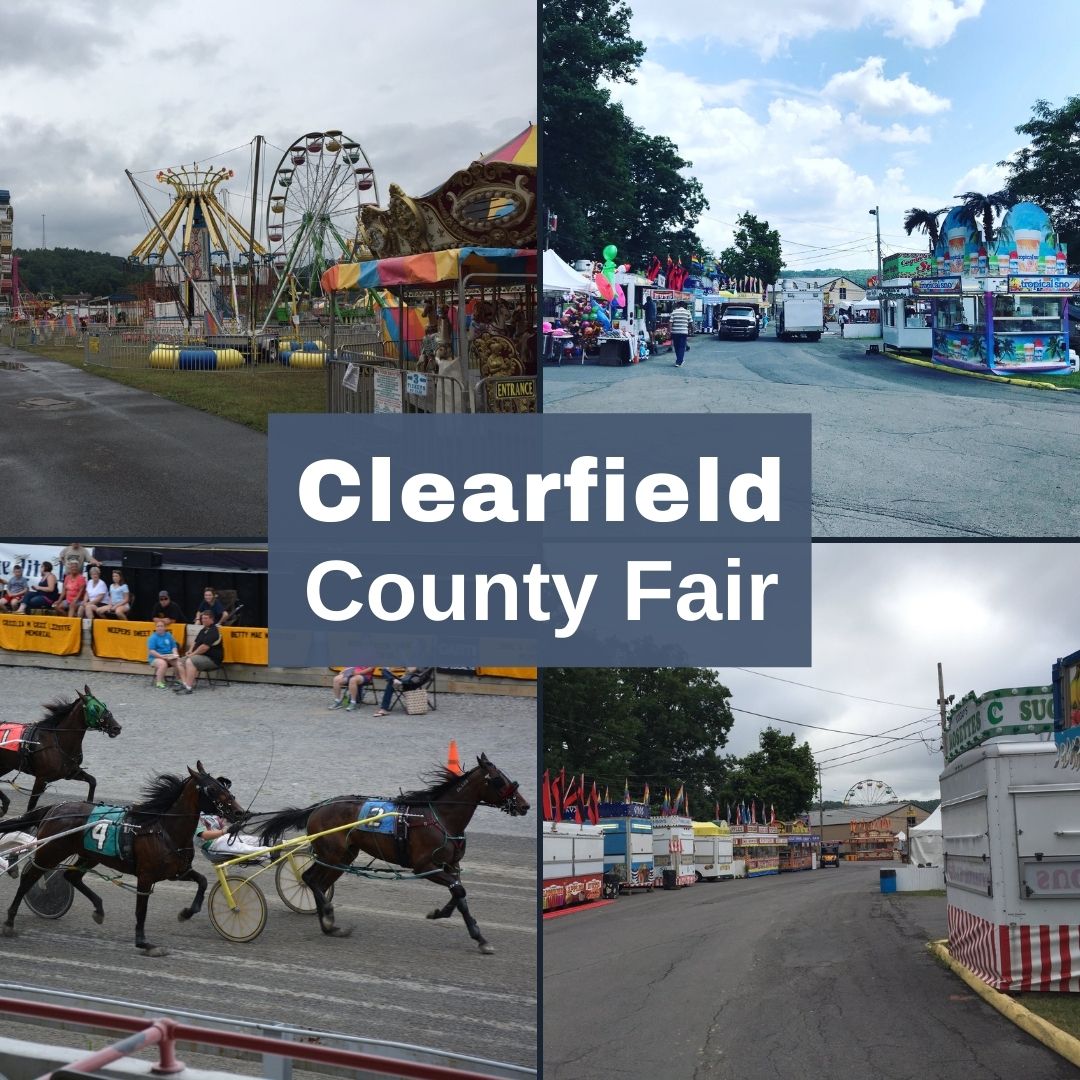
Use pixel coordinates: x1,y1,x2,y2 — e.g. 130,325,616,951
880,868,897,894
662,869,678,890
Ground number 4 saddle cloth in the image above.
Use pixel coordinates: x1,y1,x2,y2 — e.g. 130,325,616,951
84,805,134,861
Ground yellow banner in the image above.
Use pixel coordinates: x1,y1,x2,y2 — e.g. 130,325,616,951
476,667,537,680
0,614,83,656
220,627,268,666
92,620,158,662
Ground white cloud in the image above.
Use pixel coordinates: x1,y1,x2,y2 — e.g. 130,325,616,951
952,161,1011,195
629,0,984,58
824,57,950,115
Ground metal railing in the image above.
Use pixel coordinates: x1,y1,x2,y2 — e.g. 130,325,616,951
326,353,470,414
0,985,534,1080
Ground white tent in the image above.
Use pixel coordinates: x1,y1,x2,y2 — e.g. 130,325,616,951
908,806,942,866
543,249,598,295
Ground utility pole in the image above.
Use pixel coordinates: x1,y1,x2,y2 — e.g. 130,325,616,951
869,205,883,329
247,135,263,336
936,662,953,742
818,763,824,854
41,214,45,249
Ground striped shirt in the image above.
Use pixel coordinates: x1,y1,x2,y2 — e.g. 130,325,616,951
668,308,691,335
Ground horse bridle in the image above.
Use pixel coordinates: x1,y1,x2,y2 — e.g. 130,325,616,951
82,695,111,732
198,775,244,823
482,766,521,814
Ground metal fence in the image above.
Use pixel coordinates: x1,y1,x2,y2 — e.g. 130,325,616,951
3,320,85,350
326,353,470,414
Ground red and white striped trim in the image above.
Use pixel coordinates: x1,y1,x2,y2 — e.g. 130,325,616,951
948,905,1080,992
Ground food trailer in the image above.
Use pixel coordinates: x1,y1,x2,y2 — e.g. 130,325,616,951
599,801,655,890
845,816,896,861
692,820,734,881
777,822,819,871
730,825,782,877
650,815,697,888
876,253,935,350
542,820,605,912
938,681,1080,990
915,202,1075,375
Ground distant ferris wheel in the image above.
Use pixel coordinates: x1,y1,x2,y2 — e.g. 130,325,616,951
842,778,898,806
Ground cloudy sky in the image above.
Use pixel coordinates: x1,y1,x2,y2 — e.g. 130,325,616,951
0,0,536,255
611,0,1077,272
714,542,1074,802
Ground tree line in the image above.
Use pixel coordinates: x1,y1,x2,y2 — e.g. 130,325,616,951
12,247,151,299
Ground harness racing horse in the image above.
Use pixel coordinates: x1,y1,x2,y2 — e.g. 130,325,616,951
257,753,529,953
0,686,122,816
0,761,244,955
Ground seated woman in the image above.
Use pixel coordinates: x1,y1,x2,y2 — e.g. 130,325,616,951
53,563,86,616
21,562,59,612
328,665,375,711
79,565,110,620
373,666,434,717
99,569,131,619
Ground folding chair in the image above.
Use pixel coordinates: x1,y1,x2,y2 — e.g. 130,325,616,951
385,667,437,714
199,663,231,690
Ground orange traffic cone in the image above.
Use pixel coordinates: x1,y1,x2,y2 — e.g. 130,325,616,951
447,739,463,775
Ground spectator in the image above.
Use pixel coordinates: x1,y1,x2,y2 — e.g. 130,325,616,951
173,610,223,694
196,587,226,625
99,569,131,619
56,542,100,574
0,564,28,612
669,301,692,368
79,565,110,620
373,666,434,717
53,563,86,616
328,665,376,711
151,590,186,627
21,562,60,613
147,618,181,689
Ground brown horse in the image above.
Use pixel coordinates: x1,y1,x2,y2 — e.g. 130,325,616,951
256,753,529,953
0,686,122,816
0,761,244,955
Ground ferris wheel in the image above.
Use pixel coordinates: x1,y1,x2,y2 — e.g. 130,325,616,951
842,779,898,806
264,129,380,305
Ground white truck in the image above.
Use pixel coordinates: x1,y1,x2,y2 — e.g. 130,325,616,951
772,286,823,342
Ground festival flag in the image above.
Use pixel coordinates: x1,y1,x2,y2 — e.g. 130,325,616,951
604,786,610,803
623,777,630,804
684,791,691,818
726,802,732,824
562,773,578,820
674,784,685,814
645,255,662,282
588,782,600,826
771,803,777,825
542,770,553,821
750,800,757,825
715,801,721,822
642,782,650,807
662,789,671,816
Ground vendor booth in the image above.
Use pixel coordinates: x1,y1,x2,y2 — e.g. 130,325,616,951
692,820,734,881
730,825,781,877
651,815,696,888
876,253,935,350
777,822,819,872
543,820,605,912
914,202,1075,375
908,806,942,866
940,680,1080,991
599,801,654,890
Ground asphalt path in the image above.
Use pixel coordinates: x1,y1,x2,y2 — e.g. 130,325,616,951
0,667,536,1070
0,347,267,535
543,862,1074,1079
543,332,1080,537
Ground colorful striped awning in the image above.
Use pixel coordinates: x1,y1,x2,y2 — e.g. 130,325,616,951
321,247,536,292
478,124,536,167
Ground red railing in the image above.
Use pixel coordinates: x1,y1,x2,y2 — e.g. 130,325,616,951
0,995,509,1080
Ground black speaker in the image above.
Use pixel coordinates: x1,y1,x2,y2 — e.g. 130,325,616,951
122,549,162,569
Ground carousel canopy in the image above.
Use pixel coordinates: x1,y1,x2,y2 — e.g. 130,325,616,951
479,124,537,167
321,247,536,292
544,249,598,295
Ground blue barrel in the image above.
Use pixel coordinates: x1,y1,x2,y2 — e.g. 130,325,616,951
879,868,897,894
178,348,217,370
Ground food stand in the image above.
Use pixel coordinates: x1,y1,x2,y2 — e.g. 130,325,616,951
650,815,697,888
877,252,935,351
692,820,734,881
777,821,819,872
598,800,655,890
730,824,781,877
542,820,605,912
941,677,1079,991
845,816,896,861
914,202,1075,375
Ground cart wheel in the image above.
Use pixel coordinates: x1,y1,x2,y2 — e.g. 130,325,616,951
275,852,334,913
208,876,267,943
25,867,75,920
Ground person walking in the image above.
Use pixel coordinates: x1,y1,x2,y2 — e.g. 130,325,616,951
669,301,691,367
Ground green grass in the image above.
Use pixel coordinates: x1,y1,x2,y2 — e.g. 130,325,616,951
19,344,326,433
893,889,946,898
1014,994,1080,1040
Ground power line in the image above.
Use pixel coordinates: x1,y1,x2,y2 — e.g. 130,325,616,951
730,707,934,742
731,669,934,710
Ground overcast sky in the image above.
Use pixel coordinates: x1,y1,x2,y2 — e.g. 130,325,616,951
714,542,1073,803
0,0,536,255
610,0,1078,272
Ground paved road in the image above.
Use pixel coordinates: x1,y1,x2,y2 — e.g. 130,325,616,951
543,862,1074,1080
0,348,267,535
0,667,536,1070
544,333,1080,537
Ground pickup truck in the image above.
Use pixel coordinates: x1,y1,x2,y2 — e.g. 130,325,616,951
716,302,760,341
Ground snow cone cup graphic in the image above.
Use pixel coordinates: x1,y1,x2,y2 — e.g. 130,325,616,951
1024,341,1035,363
1034,338,1044,362
947,230,966,274
1015,229,1041,273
